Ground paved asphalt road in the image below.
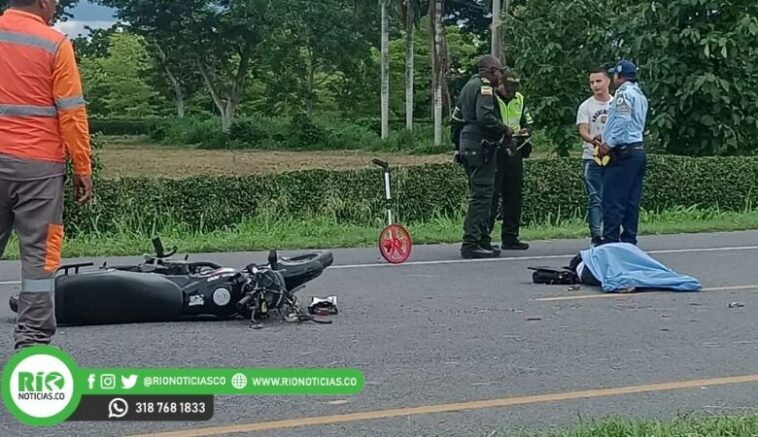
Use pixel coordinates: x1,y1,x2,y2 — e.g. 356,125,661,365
1,231,758,437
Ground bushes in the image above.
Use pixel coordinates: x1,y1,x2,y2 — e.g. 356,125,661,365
88,115,450,154
63,155,758,237
89,117,164,136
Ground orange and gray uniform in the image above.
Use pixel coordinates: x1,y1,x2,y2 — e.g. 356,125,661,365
0,9,92,349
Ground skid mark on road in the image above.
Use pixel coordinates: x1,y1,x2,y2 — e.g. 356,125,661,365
536,284,758,302
125,373,758,437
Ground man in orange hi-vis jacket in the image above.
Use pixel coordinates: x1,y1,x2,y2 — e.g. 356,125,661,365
0,0,93,350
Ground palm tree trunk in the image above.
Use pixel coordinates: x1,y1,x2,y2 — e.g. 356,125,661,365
380,0,390,140
431,0,445,146
404,0,414,131
491,0,502,61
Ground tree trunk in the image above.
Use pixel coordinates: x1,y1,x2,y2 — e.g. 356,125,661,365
221,104,236,132
175,85,186,118
491,0,502,62
428,0,435,124
380,0,390,140
153,43,185,118
306,44,315,118
431,0,445,146
196,42,252,133
404,0,414,131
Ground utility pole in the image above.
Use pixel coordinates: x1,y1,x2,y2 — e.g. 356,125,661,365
491,0,502,62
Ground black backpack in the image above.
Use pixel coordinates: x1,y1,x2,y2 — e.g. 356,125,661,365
527,266,579,285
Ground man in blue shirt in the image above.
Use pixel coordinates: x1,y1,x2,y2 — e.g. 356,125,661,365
596,60,649,246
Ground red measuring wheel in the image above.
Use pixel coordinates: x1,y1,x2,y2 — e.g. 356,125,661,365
379,224,412,264
372,158,413,264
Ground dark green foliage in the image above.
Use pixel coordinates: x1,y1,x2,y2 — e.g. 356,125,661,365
63,155,758,237
89,117,164,136
504,0,758,157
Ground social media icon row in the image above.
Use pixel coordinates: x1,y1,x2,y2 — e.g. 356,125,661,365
87,374,139,390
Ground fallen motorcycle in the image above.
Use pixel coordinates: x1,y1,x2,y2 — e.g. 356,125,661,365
8,237,335,328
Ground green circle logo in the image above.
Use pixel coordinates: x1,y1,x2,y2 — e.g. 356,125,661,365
2,345,82,426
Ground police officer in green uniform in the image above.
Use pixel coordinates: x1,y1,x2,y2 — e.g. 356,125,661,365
484,70,534,251
452,55,508,259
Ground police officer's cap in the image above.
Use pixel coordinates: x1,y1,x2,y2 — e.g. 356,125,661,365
501,69,521,86
609,60,637,79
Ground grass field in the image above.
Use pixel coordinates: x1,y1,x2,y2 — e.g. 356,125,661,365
97,135,574,178
2,206,756,259
97,140,450,179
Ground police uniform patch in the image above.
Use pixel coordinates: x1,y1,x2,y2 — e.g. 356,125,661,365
481,86,493,95
615,94,631,114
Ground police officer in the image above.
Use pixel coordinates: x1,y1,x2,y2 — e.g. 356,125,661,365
483,70,533,251
596,60,649,246
453,55,508,259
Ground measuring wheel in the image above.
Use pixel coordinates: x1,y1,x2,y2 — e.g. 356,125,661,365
372,159,413,264
379,223,412,264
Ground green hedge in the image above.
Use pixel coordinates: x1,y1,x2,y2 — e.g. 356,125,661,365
61,155,758,237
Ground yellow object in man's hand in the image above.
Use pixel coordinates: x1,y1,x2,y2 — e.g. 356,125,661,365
593,145,611,166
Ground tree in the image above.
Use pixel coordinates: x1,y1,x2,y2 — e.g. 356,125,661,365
267,0,372,119
98,0,279,131
503,0,615,155
504,0,758,156
609,0,758,156
80,32,162,117
398,0,423,130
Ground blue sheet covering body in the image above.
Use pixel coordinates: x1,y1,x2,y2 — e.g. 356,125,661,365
579,243,702,293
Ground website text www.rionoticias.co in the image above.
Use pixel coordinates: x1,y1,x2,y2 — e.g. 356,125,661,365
250,376,360,388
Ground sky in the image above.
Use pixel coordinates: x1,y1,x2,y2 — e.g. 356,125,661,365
54,0,117,38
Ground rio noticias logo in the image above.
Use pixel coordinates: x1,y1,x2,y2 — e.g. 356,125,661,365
2,346,82,427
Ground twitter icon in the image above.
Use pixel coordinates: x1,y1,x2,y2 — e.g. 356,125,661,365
121,374,138,390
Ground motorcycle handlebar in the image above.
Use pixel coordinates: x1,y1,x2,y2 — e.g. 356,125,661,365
151,236,177,258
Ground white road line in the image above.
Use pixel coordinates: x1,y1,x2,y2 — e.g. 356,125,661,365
536,284,758,302
1,245,757,285
331,244,758,269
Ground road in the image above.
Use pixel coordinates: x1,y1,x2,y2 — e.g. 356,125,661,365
2,230,758,437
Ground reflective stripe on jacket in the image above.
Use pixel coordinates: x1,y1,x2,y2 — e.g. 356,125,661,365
0,9,91,176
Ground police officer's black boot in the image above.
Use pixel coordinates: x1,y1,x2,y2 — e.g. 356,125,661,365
460,245,500,259
501,239,529,250
480,242,502,256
